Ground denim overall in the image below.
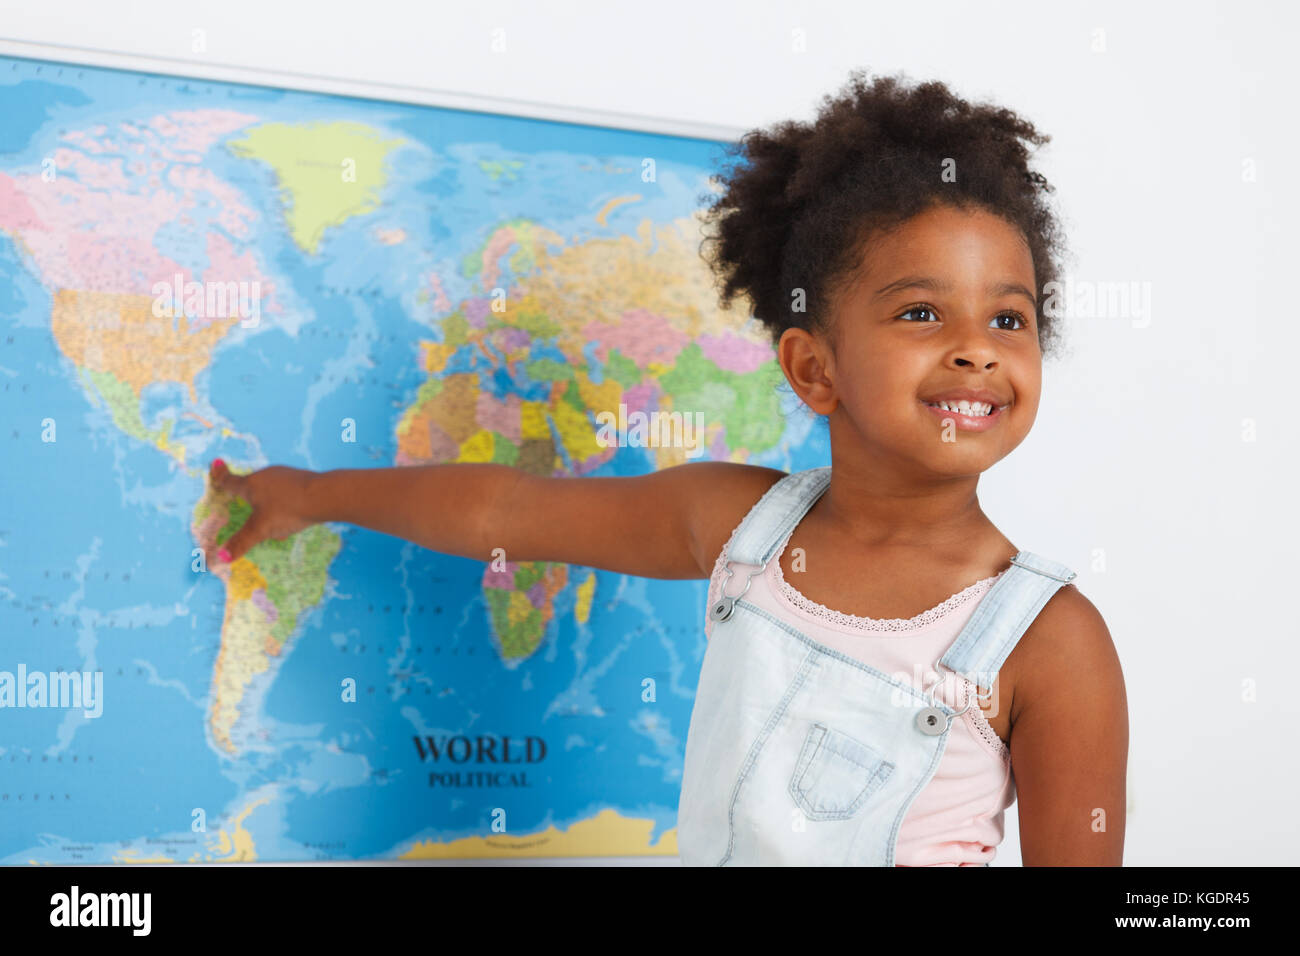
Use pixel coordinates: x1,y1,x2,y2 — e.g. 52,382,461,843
677,466,1077,866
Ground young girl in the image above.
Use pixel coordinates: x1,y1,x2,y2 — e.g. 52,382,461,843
205,70,1127,867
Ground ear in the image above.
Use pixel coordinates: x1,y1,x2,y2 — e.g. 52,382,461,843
777,326,838,416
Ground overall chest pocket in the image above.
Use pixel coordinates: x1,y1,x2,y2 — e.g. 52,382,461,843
789,722,895,821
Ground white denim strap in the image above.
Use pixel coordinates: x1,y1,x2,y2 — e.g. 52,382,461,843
937,552,1078,689
725,466,832,568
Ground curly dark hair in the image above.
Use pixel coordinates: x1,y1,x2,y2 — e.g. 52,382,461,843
698,69,1068,359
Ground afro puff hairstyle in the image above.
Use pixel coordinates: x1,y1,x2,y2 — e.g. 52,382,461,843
698,69,1068,359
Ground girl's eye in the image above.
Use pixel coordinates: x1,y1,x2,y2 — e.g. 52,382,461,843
897,306,938,323
991,312,1027,331
896,305,1027,330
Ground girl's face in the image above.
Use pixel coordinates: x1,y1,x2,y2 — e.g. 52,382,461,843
779,202,1042,479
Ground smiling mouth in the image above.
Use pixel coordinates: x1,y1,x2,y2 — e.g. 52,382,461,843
919,399,1009,430
920,399,1007,418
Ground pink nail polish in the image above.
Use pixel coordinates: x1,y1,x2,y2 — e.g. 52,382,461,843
212,458,225,470
217,547,232,562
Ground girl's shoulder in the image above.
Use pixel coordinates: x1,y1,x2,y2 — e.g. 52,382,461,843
1007,583,1124,728
680,462,790,578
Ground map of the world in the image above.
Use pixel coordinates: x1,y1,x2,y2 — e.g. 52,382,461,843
0,53,828,862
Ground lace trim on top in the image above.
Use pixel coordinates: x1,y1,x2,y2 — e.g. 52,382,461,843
771,529,1006,633
956,676,1011,762
704,509,1012,761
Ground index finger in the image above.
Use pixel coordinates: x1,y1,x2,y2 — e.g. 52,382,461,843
209,458,238,491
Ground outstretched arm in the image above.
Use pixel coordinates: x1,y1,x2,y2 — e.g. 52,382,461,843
205,459,753,580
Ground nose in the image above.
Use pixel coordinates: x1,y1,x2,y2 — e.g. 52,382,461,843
951,338,998,370
946,322,1001,370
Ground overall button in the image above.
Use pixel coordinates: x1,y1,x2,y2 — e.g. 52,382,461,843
709,597,735,622
710,562,760,624
915,706,949,736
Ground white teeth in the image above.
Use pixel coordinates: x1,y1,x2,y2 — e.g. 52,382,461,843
925,400,994,417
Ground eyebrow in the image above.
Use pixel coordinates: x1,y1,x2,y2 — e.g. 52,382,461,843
872,275,1037,307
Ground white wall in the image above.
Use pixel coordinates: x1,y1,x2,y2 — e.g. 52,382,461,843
2,0,1296,866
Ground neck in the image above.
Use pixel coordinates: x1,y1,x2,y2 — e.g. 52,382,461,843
820,427,995,553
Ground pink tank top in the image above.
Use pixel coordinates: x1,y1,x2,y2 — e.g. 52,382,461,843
704,519,1015,867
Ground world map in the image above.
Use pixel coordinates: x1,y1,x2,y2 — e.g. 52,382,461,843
0,54,828,862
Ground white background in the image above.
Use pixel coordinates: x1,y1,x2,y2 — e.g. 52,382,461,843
1,0,1296,866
